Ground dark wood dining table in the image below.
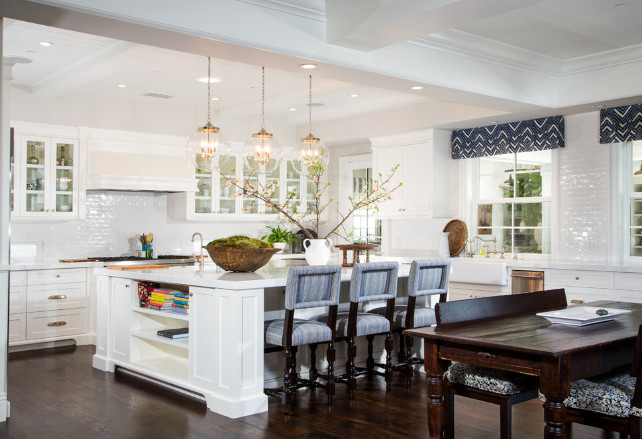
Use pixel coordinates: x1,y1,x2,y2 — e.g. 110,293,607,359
405,301,642,439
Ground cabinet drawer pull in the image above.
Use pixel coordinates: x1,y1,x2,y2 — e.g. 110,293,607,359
570,299,584,304
477,352,496,359
48,294,67,300
47,321,67,327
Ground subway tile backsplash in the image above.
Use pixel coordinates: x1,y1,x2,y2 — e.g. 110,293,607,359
11,191,271,261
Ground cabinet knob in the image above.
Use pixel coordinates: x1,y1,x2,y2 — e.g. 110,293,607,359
55,274,61,278
575,276,579,280
189,292,193,297
47,321,67,327
125,284,130,288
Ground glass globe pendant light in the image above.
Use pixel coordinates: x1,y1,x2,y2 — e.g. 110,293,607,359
292,74,329,175
186,56,230,171
242,66,283,174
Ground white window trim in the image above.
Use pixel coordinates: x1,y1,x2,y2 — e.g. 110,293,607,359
462,150,559,259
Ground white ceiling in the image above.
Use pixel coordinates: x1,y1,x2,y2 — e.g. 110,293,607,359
2,0,642,139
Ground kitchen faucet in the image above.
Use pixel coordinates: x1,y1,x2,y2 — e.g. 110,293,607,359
191,232,204,270
466,235,497,257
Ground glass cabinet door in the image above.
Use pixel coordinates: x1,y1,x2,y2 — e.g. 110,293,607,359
218,155,237,215
284,160,301,214
23,138,47,214
195,169,214,214
265,165,280,215
54,141,74,213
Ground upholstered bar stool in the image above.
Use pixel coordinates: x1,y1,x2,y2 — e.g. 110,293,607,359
317,261,399,399
264,265,342,414
369,258,450,386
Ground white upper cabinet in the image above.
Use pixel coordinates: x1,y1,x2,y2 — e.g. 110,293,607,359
371,129,454,219
12,123,83,219
171,144,322,221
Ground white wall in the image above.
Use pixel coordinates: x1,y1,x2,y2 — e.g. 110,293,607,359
10,191,274,261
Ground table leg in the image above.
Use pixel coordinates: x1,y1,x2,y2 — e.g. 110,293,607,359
424,341,446,439
540,359,570,439
365,249,371,262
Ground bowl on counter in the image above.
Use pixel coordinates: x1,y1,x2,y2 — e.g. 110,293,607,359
203,245,280,272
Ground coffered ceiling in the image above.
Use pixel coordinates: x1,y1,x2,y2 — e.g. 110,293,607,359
2,0,642,141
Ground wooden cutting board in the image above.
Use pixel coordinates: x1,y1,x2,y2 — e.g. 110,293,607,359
59,259,98,263
106,264,170,270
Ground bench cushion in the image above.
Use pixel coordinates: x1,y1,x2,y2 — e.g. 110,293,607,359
539,372,640,418
315,312,391,337
446,362,538,396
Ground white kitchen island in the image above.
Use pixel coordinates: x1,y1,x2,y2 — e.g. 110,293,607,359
93,261,411,418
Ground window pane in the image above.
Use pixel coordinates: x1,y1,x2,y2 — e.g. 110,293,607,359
515,228,547,254
480,175,513,199
632,228,642,257
478,203,512,230
516,150,551,171
479,154,513,174
513,202,545,227
473,228,512,253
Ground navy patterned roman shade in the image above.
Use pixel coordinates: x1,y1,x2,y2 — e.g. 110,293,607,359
600,104,642,143
451,116,565,159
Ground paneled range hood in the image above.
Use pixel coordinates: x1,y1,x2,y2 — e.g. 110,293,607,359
85,128,197,193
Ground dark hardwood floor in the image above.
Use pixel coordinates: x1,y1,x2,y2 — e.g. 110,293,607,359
0,345,620,438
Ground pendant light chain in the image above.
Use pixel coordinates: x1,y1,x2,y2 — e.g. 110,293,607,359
308,74,312,135
261,66,265,130
207,57,212,126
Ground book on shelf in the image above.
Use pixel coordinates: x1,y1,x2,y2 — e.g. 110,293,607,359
172,302,189,309
156,327,189,339
171,306,189,315
173,292,189,299
173,298,189,305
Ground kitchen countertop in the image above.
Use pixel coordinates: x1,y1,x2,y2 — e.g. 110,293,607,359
462,258,642,273
10,261,105,270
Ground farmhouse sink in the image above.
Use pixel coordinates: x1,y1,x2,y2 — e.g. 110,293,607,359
449,258,508,286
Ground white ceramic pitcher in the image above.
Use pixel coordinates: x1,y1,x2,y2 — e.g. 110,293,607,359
303,238,333,265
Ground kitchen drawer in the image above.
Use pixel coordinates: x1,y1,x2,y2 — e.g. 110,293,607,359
27,309,86,340
614,272,642,291
614,290,642,304
10,285,27,314
10,271,27,287
9,313,26,343
27,282,86,312
545,269,614,290
27,268,86,285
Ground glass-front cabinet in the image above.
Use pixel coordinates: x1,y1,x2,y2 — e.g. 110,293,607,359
16,135,79,217
631,142,642,257
182,147,323,220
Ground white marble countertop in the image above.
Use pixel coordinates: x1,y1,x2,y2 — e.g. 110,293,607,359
10,261,105,270
465,258,642,273
95,260,413,290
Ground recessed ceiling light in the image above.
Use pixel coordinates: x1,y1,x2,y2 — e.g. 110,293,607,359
116,84,127,88
211,97,220,101
198,77,221,84
39,41,53,47
409,85,424,90
289,108,297,112
350,93,360,98
299,63,318,69
593,104,606,108
489,121,499,125
615,3,627,8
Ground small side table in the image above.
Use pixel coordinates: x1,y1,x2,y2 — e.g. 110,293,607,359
335,244,378,267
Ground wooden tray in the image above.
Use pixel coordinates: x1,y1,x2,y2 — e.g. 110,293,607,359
106,264,170,270
443,219,468,257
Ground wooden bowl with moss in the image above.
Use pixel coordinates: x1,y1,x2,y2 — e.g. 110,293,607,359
203,236,280,272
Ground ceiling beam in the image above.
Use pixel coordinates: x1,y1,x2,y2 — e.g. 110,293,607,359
325,0,548,50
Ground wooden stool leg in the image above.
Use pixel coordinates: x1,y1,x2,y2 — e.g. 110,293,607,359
385,332,393,390
310,343,318,387
366,335,375,378
283,347,292,414
326,341,336,403
500,400,512,439
347,336,357,399
405,334,414,387
398,331,406,362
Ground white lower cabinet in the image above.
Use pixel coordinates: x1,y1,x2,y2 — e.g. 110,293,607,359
109,278,132,362
545,269,614,305
615,272,642,303
9,267,91,346
448,283,509,301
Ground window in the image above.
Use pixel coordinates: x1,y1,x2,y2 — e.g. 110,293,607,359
630,141,642,257
340,155,381,245
475,151,552,254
